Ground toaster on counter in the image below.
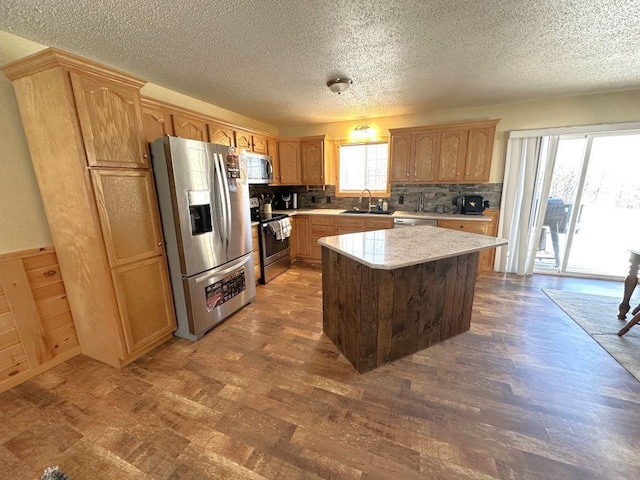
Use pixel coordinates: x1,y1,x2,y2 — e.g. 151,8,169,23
453,195,489,215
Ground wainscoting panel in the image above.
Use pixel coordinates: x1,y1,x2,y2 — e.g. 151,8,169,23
0,246,80,393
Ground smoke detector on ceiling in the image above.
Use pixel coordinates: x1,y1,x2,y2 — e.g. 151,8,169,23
327,77,353,95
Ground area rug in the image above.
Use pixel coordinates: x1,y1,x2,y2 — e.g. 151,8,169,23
543,289,640,382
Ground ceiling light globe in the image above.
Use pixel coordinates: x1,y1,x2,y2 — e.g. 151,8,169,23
327,78,353,95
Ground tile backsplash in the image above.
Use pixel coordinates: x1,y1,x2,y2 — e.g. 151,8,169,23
249,183,503,213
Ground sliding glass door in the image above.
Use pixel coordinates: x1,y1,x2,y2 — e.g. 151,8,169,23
534,132,640,278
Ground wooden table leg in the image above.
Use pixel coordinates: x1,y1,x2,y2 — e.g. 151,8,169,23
618,252,640,320
618,311,640,336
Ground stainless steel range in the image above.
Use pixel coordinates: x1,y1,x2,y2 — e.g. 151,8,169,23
250,198,291,283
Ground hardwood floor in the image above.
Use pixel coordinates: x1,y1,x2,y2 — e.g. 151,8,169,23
1,265,639,479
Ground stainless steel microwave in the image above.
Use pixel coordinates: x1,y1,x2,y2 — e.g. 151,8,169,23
242,152,273,184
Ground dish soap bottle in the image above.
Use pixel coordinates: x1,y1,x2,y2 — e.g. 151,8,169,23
382,200,388,212
377,199,383,211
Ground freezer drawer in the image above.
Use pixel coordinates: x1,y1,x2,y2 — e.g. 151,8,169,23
183,253,256,338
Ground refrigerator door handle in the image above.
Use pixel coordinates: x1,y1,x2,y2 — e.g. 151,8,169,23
212,151,228,248
194,254,252,284
217,152,233,248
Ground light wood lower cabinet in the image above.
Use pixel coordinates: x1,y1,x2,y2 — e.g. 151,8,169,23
111,255,175,355
310,217,336,260
290,216,310,259
437,218,489,235
437,211,499,273
251,225,260,283
292,214,393,262
2,48,176,368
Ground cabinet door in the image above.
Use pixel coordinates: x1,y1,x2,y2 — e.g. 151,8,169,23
111,255,176,355
208,122,235,147
389,133,412,182
172,114,206,141
291,216,310,258
267,137,280,184
301,140,324,185
251,225,260,283
70,72,148,168
252,134,267,154
364,218,394,231
478,209,499,272
437,219,489,235
235,130,253,150
438,130,468,182
91,169,165,267
412,131,439,182
464,126,495,182
141,104,174,143
336,217,365,235
278,141,302,185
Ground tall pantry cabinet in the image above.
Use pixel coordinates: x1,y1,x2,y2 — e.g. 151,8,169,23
2,49,176,368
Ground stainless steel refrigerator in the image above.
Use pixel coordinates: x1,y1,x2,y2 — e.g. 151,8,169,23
150,136,256,340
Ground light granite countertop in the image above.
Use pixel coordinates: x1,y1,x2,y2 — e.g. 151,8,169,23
318,225,507,269
272,208,491,222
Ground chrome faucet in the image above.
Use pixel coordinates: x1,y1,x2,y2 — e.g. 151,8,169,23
418,192,425,212
358,188,375,212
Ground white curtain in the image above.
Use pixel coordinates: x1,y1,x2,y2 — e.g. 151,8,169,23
497,137,543,274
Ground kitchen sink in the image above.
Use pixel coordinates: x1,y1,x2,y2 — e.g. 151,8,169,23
340,210,393,215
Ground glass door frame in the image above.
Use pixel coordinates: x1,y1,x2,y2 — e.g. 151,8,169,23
534,130,640,279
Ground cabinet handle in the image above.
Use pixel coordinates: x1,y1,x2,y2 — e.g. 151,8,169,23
406,172,410,177
158,242,163,246
143,154,149,159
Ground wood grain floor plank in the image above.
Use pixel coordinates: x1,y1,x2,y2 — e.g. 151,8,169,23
0,265,639,479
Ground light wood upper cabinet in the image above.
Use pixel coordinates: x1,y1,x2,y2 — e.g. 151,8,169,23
438,129,468,182
278,140,302,185
111,255,176,355
413,131,439,182
235,129,252,150
252,134,267,154
141,103,173,143
390,133,412,182
90,169,165,267
208,122,235,147
390,130,438,183
172,113,207,141
70,72,149,168
464,126,495,182
390,120,498,184
301,140,324,184
300,136,334,186
235,130,267,154
267,137,280,184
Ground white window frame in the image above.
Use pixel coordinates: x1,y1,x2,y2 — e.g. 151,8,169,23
335,138,391,197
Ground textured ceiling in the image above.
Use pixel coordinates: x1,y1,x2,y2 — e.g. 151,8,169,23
2,1,640,127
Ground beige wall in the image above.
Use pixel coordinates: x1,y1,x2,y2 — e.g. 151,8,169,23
0,31,277,255
0,32,50,253
280,89,640,183
2,29,640,254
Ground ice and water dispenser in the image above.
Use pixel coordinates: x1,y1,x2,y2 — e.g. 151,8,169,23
188,190,212,235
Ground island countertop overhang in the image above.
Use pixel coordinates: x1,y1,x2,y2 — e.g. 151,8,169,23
317,225,507,270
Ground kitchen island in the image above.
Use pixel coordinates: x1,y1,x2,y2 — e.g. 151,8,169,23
319,226,507,373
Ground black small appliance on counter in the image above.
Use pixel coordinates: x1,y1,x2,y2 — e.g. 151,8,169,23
453,195,489,215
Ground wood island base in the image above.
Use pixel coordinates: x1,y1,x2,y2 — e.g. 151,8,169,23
322,247,479,373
